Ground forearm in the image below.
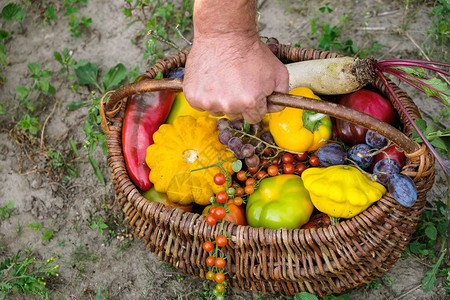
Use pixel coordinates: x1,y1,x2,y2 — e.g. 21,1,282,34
193,0,257,36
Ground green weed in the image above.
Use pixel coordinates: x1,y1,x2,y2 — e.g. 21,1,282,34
63,0,91,38
123,0,194,63
406,198,448,292
27,222,54,241
0,200,14,220
0,250,59,299
16,114,41,137
47,147,78,184
89,216,108,235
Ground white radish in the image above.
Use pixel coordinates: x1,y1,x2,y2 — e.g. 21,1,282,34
286,57,375,94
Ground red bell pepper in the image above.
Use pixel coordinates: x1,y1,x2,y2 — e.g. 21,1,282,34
122,91,175,191
336,89,396,145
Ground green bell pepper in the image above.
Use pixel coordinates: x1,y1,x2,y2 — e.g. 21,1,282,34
246,174,314,229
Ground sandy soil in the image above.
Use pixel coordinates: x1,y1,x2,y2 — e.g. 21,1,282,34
0,0,448,299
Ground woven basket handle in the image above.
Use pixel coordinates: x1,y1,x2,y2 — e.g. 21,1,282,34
103,78,419,154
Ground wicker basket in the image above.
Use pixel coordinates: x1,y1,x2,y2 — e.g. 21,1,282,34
100,44,435,297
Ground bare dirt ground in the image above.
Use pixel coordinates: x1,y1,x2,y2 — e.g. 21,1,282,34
0,0,448,299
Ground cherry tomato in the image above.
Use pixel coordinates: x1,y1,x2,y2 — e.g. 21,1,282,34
209,206,217,216
247,166,259,174
309,155,320,166
214,173,226,185
257,170,267,180
203,241,214,252
233,196,243,206
260,158,269,168
206,256,216,266
206,270,215,281
282,153,294,164
206,214,217,226
213,206,226,220
267,165,279,176
215,283,225,293
214,272,225,283
244,185,254,195
283,163,295,174
272,157,280,165
236,171,247,181
295,163,307,175
216,191,228,204
263,148,271,156
215,257,226,269
295,152,308,162
235,187,244,196
245,178,256,186
216,235,227,247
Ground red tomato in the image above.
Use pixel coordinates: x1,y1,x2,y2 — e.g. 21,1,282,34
245,178,256,186
216,191,228,204
244,185,254,195
214,272,225,283
257,171,267,180
214,206,226,220
236,171,247,181
225,203,247,225
301,213,331,229
281,153,294,164
214,173,226,185
309,155,320,166
235,187,244,196
283,163,295,174
247,166,259,174
206,256,216,266
206,214,217,226
295,152,308,162
295,163,307,175
203,241,214,252
216,235,227,247
267,165,279,176
215,257,226,269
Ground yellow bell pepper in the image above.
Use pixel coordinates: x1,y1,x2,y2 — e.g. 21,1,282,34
269,87,332,152
301,165,386,218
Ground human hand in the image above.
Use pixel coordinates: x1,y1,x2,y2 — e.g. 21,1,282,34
183,33,289,124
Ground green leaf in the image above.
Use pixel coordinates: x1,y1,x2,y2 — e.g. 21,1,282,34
39,80,50,93
42,230,54,241
295,292,319,300
66,100,85,111
1,3,25,23
102,63,127,91
89,155,105,185
430,137,448,153
155,70,163,79
27,62,41,76
0,30,10,40
16,86,28,99
231,160,242,172
69,140,79,157
0,43,5,66
75,61,100,89
421,77,450,106
53,51,63,64
425,225,438,241
27,222,44,231
422,250,446,291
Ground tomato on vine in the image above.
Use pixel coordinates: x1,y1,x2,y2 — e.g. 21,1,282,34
283,163,295,174
245,178,256,186
296,163,307,175
247,166,259,174
236,170,247,181
214,272,225,283
215,257,226,269
206,270,215,281
206,214,217,226
215,283,225,293
233,196,243,206
295,152,308,162
206,256,216,266
309,155,320,166
216,191,228,203
244,185,255,195
214,173,226,185
216,235,227,247
267,165,279,176
203,241,214,252
282,153,294,164
213,206,226,220
235,187,244,196
257,170,267,180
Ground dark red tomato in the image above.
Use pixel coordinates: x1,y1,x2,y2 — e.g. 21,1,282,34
301,213,331,229
309,155,320,166
336,89,396,145
368,145,406,172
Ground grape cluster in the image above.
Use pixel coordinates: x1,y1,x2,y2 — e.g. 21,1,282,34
217,118,274,168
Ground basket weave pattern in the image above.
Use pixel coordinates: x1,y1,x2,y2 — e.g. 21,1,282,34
102,45,435,296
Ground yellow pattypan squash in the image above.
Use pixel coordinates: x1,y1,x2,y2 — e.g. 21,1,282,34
301,165,386,218
145,116,235,205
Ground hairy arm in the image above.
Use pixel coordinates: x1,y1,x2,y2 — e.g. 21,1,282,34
183,0,288,123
